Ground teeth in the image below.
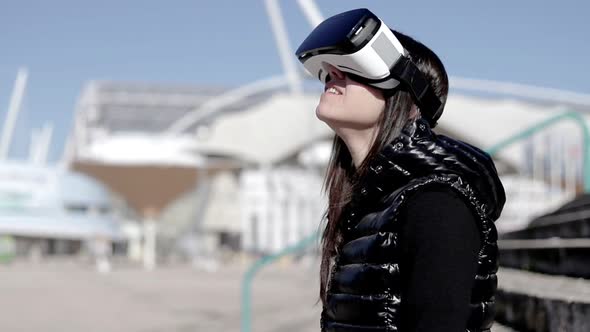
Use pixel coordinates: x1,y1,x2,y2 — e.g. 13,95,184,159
327,87,341,95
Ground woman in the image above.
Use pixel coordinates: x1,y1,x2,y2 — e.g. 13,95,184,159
298,9,506,332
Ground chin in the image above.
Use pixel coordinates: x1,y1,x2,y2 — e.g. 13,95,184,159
316,105,361,128
316,105,339,126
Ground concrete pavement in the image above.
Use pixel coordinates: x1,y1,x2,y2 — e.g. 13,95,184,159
0,259,515,332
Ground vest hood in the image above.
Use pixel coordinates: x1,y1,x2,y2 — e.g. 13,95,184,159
355,117,506,221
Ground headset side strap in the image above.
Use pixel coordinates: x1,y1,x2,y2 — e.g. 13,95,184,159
390,57,442,127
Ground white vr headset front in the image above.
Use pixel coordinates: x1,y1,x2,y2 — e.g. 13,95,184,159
299,19,406,90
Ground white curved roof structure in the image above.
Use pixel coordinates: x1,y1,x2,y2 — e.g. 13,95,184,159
70,78,590,170
188,92,332,165
184,91,590,168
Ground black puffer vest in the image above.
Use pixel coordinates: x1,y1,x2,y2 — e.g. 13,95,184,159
321,117,506,332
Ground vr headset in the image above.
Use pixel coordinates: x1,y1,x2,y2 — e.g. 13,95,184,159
295,8,443,127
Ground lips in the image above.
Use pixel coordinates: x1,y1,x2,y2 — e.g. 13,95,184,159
325,87,341,95
324,81,345,95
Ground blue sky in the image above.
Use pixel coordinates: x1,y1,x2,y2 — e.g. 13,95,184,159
0,0,588,162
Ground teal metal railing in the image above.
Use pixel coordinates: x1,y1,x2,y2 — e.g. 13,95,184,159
486,111,590,192
241,231,319,332
240,110,590,332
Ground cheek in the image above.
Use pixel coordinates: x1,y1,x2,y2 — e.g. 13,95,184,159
344,90,385,125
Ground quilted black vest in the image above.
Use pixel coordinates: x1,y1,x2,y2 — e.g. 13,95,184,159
321,117,506,332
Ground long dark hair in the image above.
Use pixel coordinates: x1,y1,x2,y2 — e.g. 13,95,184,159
318,30,450,304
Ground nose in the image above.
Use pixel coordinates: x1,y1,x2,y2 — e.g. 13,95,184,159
323,63,345,81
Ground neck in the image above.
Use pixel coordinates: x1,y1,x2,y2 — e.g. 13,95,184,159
336,126,380,169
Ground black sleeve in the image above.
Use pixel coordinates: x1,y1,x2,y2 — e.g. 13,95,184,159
399,187,481,332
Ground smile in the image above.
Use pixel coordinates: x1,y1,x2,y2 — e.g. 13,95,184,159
326,87,342,95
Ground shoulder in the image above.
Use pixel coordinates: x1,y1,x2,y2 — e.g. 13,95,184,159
400,184,481,246
403,184,474,219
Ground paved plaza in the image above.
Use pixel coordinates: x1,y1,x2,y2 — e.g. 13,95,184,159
0,259,321,332
0,259,515,332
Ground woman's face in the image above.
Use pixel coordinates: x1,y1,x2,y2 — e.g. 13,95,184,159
315,64,386,130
